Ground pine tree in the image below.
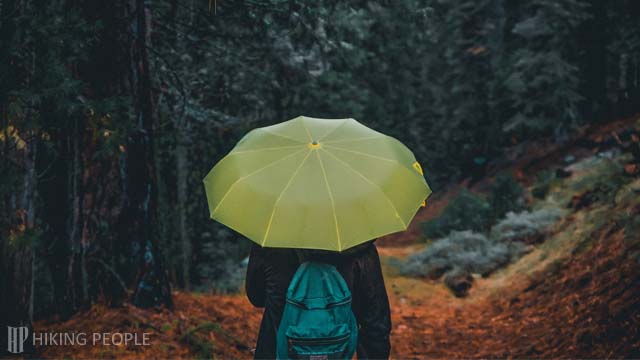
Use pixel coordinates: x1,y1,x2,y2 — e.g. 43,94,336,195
503,0,589,136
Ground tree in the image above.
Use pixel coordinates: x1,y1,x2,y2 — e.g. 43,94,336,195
503,0,589,136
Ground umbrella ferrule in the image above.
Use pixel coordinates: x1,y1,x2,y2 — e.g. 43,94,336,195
308,141,321,149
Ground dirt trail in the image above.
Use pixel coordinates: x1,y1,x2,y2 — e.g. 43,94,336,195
380,227,640,359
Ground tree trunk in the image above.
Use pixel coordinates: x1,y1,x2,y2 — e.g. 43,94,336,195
0,0,35,354
0,139,37,356
58,0,172,311
174,0,194,291
176,135,191,290
130,0,173,308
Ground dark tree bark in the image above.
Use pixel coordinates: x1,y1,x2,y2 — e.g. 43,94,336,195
0,142,37,356
56,0,172,312
129,0,173,308
0,0,35,355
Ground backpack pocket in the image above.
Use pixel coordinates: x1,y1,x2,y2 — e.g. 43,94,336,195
285,324,352,360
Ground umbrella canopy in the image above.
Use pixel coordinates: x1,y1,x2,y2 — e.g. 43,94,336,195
203,116,431,251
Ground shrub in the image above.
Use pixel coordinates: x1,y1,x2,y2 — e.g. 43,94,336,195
401,230,530,280
421,176,527,240
489,174,526,220
490,208,564,244
421,190,492,239
532,170,555,199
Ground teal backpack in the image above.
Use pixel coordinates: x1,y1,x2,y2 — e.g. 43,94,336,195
276,261,358,360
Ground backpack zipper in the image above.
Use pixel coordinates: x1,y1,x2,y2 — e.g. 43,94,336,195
288,333,351,346
286,297,351,309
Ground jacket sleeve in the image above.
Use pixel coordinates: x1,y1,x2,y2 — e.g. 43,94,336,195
245,244,266,308
356,244,392,359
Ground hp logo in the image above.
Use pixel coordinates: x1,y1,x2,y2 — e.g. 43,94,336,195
7,326,29,354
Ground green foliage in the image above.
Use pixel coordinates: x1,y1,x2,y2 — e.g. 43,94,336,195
160,323,173,333
421,174,530,243
180,322,219,359
603,2,640,119
421,190,492,239
503,0,590,135
7,228,41,250
489,174,527,220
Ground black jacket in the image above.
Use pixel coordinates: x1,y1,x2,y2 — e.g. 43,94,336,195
245,241,392,359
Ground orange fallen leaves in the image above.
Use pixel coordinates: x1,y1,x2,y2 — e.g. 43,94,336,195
34,223,639,359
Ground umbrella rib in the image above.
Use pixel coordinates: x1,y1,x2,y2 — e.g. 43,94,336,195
230,145,305,154
316,118,349,142
322,135,383,144
259,128,305,144
321,148,407,229
262,149,313,246
211,148,307,216
323,144,399,164
315,151,342,251
299,119,314,142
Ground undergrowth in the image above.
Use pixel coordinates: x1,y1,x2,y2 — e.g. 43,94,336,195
407,153,636,296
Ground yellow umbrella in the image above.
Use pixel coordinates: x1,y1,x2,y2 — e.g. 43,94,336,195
203,116,431,251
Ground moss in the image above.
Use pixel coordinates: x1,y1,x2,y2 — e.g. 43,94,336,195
538,251,548,262
545,259,566,277
161,323,172,332
180,322,220,359
567,158,625,194
544,155,626,207
620,213,640,247
570,235,595,256
614,178,640,209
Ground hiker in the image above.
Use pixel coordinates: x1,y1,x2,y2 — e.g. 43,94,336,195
206,118,428,359
246,240,392,360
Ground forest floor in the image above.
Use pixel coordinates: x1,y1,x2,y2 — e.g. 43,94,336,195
36,117,640,359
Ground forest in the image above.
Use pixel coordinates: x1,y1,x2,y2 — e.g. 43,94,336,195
1,0,640,358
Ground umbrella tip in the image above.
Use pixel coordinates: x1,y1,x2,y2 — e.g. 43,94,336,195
308,140,321,149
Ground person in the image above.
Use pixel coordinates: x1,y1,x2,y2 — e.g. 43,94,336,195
245,240,392,359
245,246,299,359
